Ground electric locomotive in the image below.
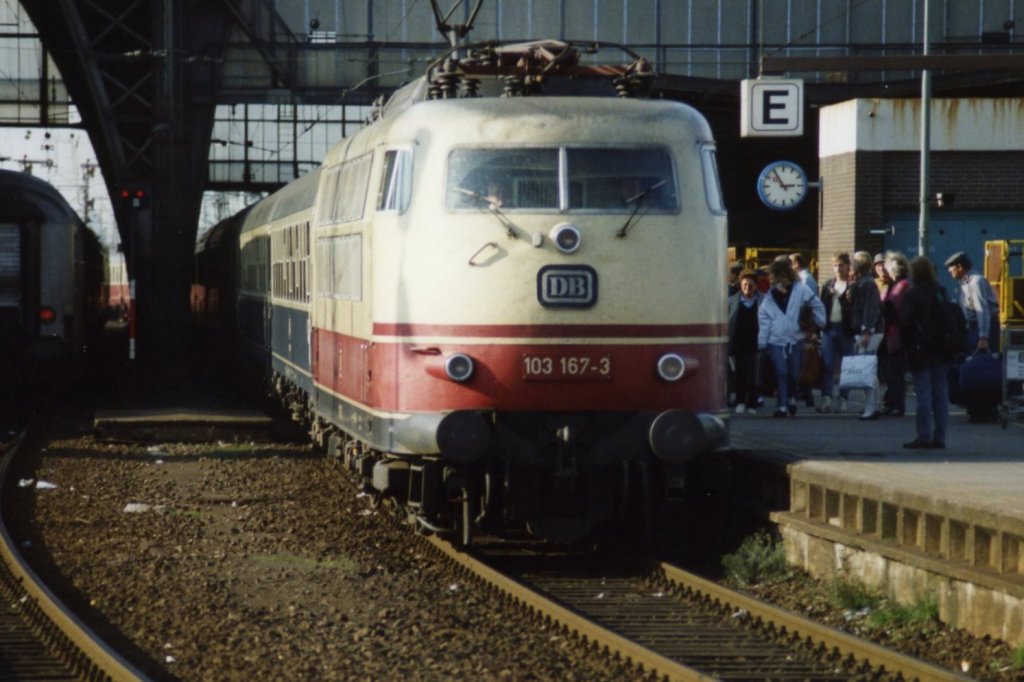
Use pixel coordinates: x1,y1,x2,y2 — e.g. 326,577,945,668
205,41,729,544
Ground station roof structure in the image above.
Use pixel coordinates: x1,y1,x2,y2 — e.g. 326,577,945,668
4,0,1023,360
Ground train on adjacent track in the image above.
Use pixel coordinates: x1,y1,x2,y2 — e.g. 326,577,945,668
194,40,729,544
0,170,107,417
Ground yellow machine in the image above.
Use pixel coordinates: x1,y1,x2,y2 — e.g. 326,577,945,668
731,246,818,280
983,240,1024,325
984,240,1024,427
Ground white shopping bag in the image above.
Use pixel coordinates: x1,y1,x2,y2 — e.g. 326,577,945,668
838,354,878,390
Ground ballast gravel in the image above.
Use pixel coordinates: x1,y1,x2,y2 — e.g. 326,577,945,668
7,407,1019,681
9,417,644,681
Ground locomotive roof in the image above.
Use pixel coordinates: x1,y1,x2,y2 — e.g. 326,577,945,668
378,40,657,120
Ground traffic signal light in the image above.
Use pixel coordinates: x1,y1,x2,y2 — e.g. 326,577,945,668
118,187,149,209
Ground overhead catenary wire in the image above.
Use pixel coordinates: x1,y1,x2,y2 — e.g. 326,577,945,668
759,0,879,74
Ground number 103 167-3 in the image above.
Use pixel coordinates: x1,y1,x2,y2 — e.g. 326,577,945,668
522,354,612,380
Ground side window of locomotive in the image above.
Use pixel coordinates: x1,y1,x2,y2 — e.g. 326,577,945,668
322,153,373,224
315,235,362,302
566,148,677,212
376,149,412,213
446,148,559,211
700,145,726,215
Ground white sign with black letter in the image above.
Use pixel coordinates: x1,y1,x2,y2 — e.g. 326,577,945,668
741,78,804,137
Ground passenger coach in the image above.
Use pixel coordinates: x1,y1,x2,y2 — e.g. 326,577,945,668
0,170,105,361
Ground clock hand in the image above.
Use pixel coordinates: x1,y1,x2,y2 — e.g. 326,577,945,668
772,169,791,189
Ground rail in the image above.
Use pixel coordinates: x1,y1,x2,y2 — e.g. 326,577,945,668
0,429,150,681
425,534,974,681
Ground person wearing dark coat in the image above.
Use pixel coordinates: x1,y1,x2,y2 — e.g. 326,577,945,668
817,252,854,413
899,256,949,449
728,269,763,413
850,251,885,420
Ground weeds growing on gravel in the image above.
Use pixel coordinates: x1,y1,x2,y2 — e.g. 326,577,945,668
721,530,789,588
865,594,939,629
1013,643,1024,668
827,574,880,611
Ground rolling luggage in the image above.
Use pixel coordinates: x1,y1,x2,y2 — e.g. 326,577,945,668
958,352,1001,407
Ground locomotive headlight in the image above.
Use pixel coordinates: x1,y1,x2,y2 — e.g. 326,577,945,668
549,223,581,254
445,353,475,382
657,353,686,382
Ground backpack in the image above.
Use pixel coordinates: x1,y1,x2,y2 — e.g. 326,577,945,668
934,286,968,360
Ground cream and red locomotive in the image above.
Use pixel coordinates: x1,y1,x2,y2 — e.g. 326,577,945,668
198,41,729,543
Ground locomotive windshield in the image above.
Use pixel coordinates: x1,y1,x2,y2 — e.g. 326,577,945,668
447,147,677,212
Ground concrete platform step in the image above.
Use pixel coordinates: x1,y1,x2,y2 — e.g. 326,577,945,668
728,399,1024,646
93,408,273,443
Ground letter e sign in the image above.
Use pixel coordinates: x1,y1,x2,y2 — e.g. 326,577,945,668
740,78,804,137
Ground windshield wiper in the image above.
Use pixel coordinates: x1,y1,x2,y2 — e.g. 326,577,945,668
453,186,517,239
616,179,666,238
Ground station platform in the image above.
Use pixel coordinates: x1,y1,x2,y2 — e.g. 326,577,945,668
727,390,1024,646
93,408,273,443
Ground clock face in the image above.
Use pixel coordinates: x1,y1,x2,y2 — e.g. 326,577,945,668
757,161,808,210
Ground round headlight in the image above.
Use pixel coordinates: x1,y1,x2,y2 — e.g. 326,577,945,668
445,353,475,382
657,353,686,382
550,223,581,254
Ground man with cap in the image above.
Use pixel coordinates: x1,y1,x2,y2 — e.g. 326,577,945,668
945,251,1000,353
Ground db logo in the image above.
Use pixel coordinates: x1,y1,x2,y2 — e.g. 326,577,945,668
537,265,598,308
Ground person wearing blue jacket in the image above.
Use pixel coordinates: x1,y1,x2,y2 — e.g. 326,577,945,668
945,250,1001,422
758,257,826,417
944,251,1000,353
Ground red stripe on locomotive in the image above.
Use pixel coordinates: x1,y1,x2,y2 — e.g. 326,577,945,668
312,327,725,413
372,322,724,339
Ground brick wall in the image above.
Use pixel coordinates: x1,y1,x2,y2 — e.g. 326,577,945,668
883,152,1024,210
820,150,1024,258
820,152,885,259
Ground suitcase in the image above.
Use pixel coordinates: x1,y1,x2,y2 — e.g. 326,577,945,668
958,352,1001,407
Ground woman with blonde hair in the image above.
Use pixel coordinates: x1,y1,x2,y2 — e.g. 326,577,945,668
880,251,910,416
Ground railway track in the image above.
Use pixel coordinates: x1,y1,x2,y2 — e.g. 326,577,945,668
425,535,974,682
0,430,149,682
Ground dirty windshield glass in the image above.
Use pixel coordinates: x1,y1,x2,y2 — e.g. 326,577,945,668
447,149,559,210
566,148,676,211
446,147,677,212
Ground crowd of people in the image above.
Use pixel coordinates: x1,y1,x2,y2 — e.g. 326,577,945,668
726,248,1001,449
